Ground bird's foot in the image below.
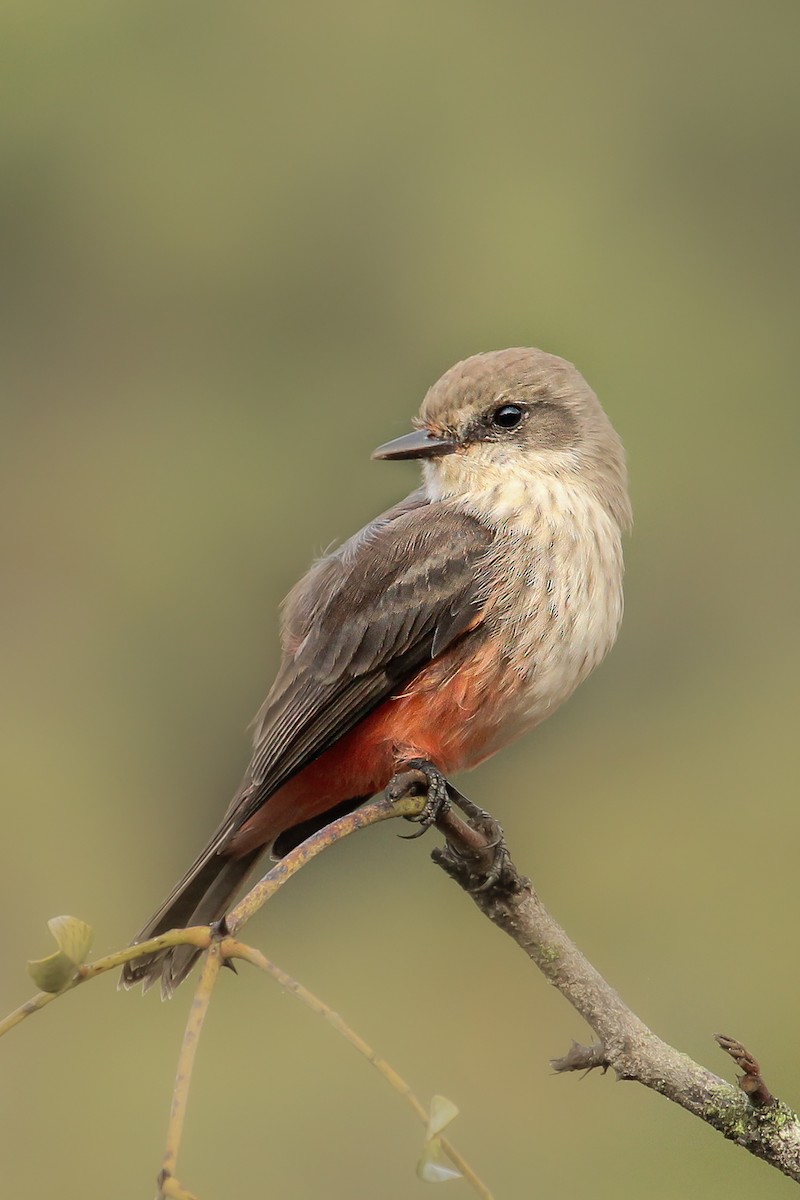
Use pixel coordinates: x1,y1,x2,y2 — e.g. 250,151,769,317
432,785,522,894
386,759,451,839
387,766,522,893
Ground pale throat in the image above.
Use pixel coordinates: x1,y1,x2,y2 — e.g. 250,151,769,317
423,449,612,536
423,445,626,730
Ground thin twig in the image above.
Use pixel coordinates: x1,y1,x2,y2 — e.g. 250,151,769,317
0,927,211,1041
224,938,494,1200
12,779,794,1187
0,796,425,1042
158,942,223,1198
0,989,61,1039
225,792,425,934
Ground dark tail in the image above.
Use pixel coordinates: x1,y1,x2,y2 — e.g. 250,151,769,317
120,844,262,998
121,795,369,997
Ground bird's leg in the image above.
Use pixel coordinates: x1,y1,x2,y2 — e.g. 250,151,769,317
433,782,521,894
386,759,451,838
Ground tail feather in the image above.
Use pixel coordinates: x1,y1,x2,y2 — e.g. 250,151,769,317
122,795,370,998
120,845,262,998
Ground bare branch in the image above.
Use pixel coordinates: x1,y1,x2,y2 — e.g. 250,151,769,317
5,780,797,1190
431,832,800,1182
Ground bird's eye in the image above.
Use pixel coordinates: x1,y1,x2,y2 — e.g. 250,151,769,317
491,404,525,430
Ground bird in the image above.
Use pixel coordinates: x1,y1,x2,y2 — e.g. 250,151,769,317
122,347,631,996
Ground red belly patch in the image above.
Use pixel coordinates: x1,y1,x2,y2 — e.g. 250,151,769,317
229,637,510,856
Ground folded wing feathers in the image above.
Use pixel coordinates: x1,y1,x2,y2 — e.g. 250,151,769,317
224,501,495,844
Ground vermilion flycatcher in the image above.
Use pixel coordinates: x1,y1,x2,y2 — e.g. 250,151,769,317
123,348,631,994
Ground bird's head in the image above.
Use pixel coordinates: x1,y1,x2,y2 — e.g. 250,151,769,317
373,348,631,530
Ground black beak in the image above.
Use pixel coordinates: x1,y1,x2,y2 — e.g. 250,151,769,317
372,428,458,461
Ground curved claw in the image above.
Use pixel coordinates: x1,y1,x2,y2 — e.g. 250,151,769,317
473,860,506,892
397,825,432,840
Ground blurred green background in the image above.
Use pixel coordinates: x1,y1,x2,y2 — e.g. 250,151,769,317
1,2,799,1197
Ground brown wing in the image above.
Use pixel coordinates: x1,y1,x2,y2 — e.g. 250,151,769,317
120,491,495,994
218,492,495,845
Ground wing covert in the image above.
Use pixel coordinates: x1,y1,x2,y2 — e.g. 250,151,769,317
225,496,494,838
